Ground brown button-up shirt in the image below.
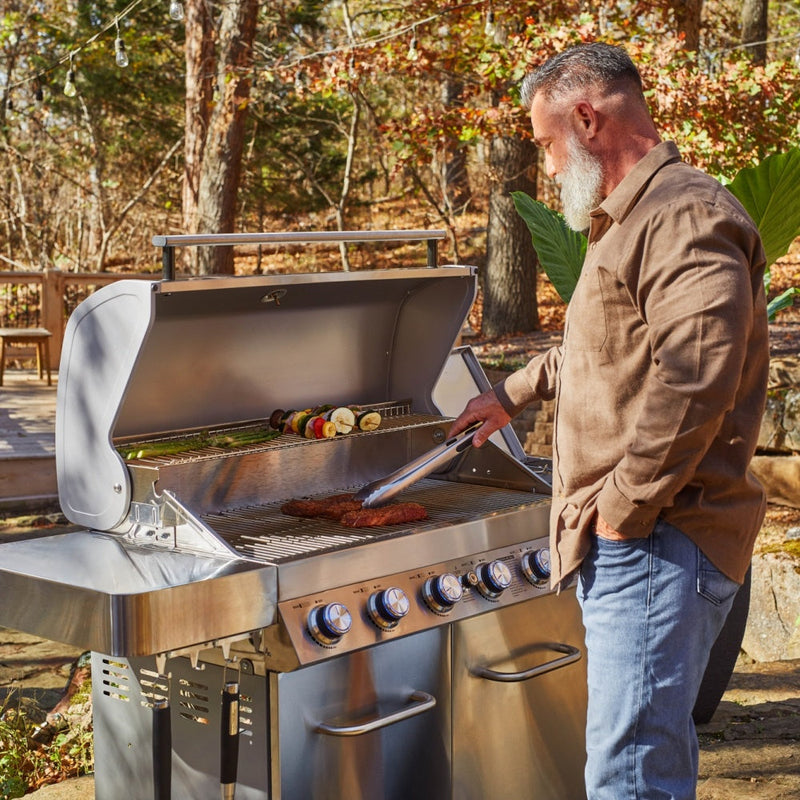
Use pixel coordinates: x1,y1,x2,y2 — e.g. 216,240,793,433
497,141,769,587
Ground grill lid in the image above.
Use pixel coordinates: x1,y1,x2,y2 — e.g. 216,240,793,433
56,235,476,531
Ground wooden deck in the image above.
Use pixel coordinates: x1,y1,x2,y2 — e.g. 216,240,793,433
0,370,58,511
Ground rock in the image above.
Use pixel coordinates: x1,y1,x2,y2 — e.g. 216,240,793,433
741,551,800,662
758,356,800,454
758,386,800,453
768,355,800,389
25,775,94,799
750,455,800,508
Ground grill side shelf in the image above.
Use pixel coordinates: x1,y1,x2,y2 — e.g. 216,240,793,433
0,530,278,657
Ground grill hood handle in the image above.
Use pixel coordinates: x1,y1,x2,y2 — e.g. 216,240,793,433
353,422,481,508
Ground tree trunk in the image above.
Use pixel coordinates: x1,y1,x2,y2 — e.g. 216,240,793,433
741,0,768,64
334,95,361,271
182,0,258,275
668,0,704,51
182,0,215,273
482,135,539,337
195,0,258,275
440,78,472,216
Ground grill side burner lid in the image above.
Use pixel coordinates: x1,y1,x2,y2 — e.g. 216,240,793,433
56,244,476,531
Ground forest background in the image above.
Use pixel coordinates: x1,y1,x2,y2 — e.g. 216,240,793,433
1,0,799,339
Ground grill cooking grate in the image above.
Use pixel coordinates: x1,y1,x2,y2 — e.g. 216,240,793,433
203,479,546,564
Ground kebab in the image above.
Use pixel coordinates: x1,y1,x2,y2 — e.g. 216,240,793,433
269,405,382,438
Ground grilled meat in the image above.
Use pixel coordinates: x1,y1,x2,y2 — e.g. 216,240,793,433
280,493,363,520
340,502,428,528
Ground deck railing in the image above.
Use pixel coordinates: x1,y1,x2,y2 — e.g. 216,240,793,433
0,269,155,370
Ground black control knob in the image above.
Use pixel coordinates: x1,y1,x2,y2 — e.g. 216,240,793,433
475,560,512,599
521,548,551,586
367,587,410,630
307,602,352,646
423,573,464,614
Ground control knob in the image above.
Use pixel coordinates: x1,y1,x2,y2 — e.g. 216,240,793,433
521,548,551,586
422,573,463,614
367,587,410,630
307,602,352,646
475,560,513,599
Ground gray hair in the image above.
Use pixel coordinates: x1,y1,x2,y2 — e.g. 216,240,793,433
519,42,644,110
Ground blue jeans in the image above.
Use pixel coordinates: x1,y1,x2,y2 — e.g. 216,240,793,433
578,519,739,800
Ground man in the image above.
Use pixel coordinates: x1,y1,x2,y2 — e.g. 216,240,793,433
449,42,768,799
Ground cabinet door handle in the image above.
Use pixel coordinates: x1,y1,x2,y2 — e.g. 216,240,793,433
315,690,436,737
472,642,581,683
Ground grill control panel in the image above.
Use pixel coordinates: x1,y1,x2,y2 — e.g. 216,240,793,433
278,535,564,666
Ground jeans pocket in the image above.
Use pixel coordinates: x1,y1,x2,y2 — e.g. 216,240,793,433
696,550,740,606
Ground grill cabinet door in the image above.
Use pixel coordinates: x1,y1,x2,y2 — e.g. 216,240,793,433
451,588,588,800
273,626,451,799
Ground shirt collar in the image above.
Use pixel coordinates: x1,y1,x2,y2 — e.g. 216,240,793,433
588,141,682,241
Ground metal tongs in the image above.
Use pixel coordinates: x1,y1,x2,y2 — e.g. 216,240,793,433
354,422,481,508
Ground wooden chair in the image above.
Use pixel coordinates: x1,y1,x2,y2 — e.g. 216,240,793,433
0,328,53,386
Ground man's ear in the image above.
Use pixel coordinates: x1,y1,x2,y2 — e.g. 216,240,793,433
573,101,598,139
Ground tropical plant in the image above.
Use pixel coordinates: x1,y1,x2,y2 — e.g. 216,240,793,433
512,147,800,320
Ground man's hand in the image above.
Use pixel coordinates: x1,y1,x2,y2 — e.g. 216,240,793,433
449,389,512,448
595,514,626,541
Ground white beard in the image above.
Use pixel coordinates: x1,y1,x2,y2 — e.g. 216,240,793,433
557,134,603,232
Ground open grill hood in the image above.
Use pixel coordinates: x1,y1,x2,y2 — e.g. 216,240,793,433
56,265,476,532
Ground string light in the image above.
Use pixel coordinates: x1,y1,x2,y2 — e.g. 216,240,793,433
64,54,78,97
5,0,155,95
407,30,418,61
114,19,130,67
168,0,184,21
484,7,497,37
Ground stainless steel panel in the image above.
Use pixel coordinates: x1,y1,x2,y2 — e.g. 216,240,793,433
274,531,558,667
273,627,451,800
452,589,588,800
0,531,277,656
432,344,525,458
56,279,154,530
92,654,271,800
140,419,452,516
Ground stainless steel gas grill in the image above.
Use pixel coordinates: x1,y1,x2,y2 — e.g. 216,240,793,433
0,231,587,800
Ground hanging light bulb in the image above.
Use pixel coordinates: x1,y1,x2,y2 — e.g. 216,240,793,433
484,8,497,37
114,20,129,68
407,31,419,61
169,0,184,21
64,56,77,97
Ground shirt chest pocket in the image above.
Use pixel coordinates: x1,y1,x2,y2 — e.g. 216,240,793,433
564,266,609,355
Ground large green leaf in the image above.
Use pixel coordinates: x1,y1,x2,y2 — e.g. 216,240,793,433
726,147,800,269
511,191,586,303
